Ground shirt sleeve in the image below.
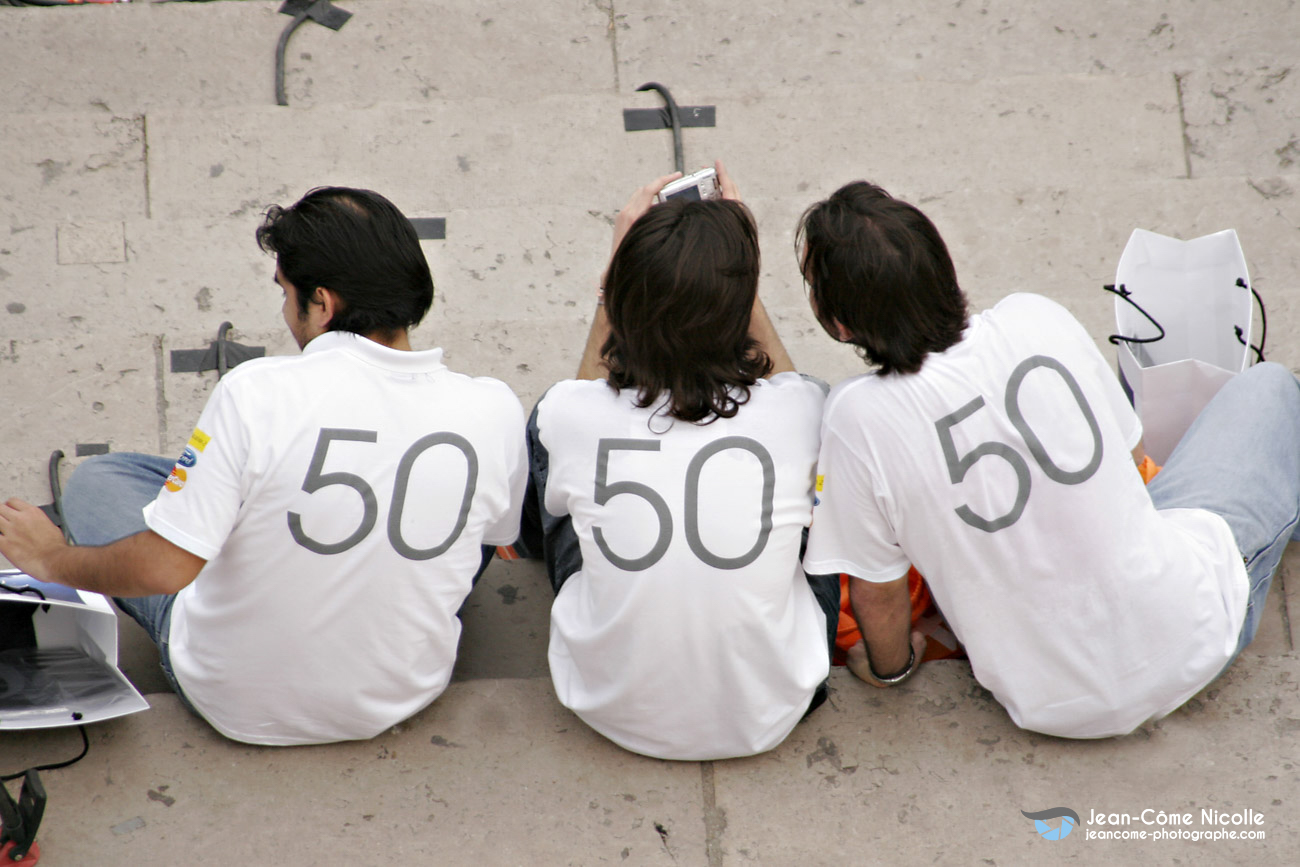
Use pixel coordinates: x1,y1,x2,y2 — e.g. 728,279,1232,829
803,407,911,583
143,378,251,561
482,391,529,546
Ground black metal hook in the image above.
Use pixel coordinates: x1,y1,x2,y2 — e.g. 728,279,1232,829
275,0,353,107
170,322,265,378
216,321,232,380
33,450,73,547
635,82,685,174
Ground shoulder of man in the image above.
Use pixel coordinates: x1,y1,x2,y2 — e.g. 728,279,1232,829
989,292,1078,325
537,377,611,409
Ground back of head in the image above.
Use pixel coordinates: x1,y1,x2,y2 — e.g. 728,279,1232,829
602,198,771,423
798,181,967,375
256,187,434,339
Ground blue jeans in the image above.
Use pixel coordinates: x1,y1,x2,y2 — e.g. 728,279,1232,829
1145,362,1300,661
59,452,500,709
59,452,195,708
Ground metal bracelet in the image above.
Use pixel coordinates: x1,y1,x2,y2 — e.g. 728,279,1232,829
869,644,917,685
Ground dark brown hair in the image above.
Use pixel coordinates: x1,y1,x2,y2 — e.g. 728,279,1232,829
603,198,771,423
798,181,967,375
256,187,433,340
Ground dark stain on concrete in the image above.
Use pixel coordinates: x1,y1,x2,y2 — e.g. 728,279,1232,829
147,787,175,807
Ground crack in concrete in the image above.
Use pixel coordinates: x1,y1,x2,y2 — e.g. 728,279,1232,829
1279,561,1294,652
140,114,152,220
154,334,169,454
594,0,620,92
653,819,676,861
1173,71,1193,179
701,762,726,867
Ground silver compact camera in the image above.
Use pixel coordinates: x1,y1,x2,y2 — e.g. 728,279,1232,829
654,167,721,204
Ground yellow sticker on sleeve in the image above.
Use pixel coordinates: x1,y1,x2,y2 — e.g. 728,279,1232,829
815,474,824,492
187,428,211,452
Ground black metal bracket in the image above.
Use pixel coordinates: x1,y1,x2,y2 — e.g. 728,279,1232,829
170,322,266,380
408,218,447,241
275,0,353,107
624,83,716,174
36,450,69,542
623,105,717,131
0,770,46,864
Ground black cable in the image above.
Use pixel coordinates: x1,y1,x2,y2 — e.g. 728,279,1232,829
0,584,45,602
1,725,88,782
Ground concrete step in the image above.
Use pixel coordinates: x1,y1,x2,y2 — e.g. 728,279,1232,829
2,0,616,115
4,78,1187,229
5,1,1298,116
2,661,1296,865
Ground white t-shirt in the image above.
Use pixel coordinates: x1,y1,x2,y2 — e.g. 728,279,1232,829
804,293,1248,738
537,373,830,760
144,331,527,745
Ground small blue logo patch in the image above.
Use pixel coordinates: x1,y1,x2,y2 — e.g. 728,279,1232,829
1022,807,1079,840
177,446,199,468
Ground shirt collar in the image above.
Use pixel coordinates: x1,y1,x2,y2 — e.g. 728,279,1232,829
301,330,445,372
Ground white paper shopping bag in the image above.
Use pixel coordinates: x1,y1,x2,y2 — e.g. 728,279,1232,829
1110,228,1259,464
0,570,149,730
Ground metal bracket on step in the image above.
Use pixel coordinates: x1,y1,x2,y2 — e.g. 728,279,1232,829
623,82,716,174
409,218,447,241
170,322,265,380
275,0,354,107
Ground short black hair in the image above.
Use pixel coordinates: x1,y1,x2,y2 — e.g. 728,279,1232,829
603,198,771,423
797,181,967,375
256,187,434,339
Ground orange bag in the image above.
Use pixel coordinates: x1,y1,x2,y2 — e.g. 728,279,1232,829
833,567,962,666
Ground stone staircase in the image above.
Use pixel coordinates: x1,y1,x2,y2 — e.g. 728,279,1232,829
1,2,1298,864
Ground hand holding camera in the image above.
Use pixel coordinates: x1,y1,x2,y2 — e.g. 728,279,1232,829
654,167,721,204
610,160,740,256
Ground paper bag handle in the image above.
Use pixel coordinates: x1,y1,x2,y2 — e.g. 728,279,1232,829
1103,283,1165,346
1232,277,1267,363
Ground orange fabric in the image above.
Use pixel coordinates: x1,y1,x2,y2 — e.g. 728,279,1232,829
832,567,963,666
831,457,1164,667
1137,455,1162,484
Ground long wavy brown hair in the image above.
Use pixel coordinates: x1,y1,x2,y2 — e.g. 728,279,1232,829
602,198,771,423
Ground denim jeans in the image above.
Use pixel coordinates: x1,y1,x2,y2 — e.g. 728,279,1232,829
59,452,195,708
59,452,500,710
1145,362,1300,660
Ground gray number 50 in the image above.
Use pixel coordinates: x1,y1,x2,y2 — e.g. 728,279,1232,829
934,355,1102,533
288,428,478,559
593,436,775,571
